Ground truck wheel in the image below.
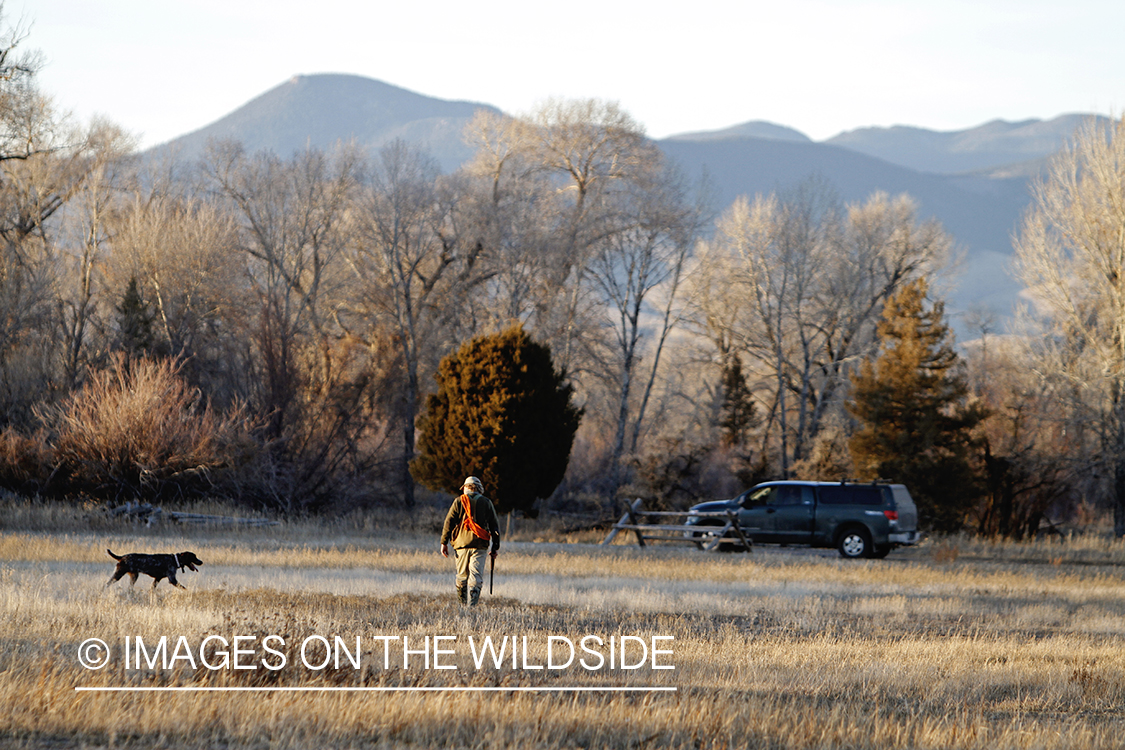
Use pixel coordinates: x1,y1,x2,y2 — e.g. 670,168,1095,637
837,527,872,559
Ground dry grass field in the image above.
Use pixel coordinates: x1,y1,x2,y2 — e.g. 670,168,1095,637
2,498,1125,749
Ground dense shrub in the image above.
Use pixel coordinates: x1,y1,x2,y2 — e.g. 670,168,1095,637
0,428,53,495
29,356,258,500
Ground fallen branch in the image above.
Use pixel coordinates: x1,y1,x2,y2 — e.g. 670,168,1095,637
107,502,278,527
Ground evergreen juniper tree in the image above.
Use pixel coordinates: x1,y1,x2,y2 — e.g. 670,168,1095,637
848,278,985,531
410,325,582,515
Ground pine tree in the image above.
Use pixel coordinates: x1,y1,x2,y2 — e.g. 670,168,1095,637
848,278,985,531
116,277,155,358
410,325,582,515
718,354,757,448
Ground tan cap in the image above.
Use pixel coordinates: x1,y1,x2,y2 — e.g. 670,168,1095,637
462,476,483,491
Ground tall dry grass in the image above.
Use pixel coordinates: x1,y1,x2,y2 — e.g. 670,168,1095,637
2,507,1125,748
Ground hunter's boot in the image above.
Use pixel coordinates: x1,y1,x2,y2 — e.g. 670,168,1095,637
469,587,481,607
456,582,467,605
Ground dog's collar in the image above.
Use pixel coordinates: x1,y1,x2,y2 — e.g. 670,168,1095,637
174,553,180,570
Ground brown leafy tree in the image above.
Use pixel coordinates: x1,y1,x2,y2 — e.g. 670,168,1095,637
848,278,985,531
410,325,581,515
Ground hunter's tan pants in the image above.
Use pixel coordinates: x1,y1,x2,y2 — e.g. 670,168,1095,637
455,547,487,605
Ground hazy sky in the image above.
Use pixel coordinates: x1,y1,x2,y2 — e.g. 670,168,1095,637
12,0,1124,149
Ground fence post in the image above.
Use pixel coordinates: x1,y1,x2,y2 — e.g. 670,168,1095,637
625,498,646,547
727,510,752,551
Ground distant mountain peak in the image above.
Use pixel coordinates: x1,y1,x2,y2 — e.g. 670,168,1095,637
665,120,811,143
145,72,500,171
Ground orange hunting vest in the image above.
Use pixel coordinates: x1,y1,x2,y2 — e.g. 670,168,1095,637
460,494,491,541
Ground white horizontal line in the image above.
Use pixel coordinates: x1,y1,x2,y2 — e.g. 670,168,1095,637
76,686,676,693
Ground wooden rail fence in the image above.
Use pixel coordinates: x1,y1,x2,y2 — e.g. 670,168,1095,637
601,498,751,551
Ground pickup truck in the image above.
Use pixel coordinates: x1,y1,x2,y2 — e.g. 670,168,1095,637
685,480,919,558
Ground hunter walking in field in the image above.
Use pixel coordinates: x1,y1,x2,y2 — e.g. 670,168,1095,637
440,476,501,606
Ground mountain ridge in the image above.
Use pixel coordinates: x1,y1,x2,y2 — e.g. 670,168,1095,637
142,72,1110,332
822,113,1106,174
146,73,501,171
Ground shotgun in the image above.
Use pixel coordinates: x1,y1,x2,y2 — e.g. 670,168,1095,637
489,551,495,595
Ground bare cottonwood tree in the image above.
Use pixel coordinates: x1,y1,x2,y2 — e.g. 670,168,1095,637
344,140,491,507
466,101,663,374
689,184,949,476
530,100,664,374
463,101,702,493
1014,115,1125,536
810,191,951,449
203,142,375,511
205,141,359,437
56,119,135,388
0,7,43,162
106,170,246,400
586,167,701,486
0,11,133,422
711,189,834,475
462,110,560,328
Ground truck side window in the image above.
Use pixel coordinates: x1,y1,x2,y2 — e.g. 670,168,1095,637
776,486,812,506
818,486,850,504
852,487,882,505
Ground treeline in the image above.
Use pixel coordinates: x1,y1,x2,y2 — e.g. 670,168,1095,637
0,17,1122,535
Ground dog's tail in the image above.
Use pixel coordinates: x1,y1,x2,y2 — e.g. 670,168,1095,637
106,549,123,560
